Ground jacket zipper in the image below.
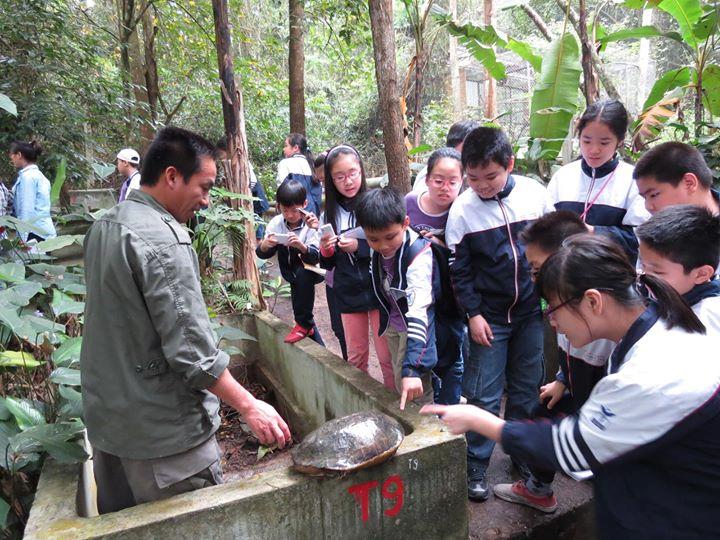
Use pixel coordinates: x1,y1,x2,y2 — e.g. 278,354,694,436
497,197,519,324
582,168,597,223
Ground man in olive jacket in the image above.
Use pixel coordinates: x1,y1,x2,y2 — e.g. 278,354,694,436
81,127,290,513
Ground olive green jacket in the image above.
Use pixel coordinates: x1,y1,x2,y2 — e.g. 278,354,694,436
80,190,229,459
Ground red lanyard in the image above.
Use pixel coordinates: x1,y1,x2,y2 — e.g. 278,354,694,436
580,170,616,222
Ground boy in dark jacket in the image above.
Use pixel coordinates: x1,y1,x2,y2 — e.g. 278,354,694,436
356,187,438,410
446,127,546,501
256,180,324,345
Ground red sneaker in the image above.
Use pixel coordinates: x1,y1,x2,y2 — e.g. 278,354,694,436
284,324,314,344
493,480,558,513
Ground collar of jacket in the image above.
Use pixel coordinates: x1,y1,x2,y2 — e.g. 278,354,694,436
126,189,178,222
478,174,515,202
580,154,619,178
608,302,660,374
683,277,720,307
18,164,39,175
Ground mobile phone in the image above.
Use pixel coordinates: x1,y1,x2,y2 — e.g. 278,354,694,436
273,233,292,245
319,223,334,238
297,207,311,216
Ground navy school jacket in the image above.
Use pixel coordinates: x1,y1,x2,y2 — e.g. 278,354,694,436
684,277,720,335
547,157,650,264
369,229,438,378
502,305,720,539
255,214,322,284
319,205,378,314
446,174,545,325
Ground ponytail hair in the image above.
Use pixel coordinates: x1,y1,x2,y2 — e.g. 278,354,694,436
287,132,314,172
10,140,43,162
537,234,704,334
638,273,705,334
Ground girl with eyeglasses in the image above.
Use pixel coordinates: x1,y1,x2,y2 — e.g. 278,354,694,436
422,234,720,538
406,147,465,405
318,145,394,390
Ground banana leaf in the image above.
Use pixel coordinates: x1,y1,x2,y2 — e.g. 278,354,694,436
658,0,702,47
529,33,581,161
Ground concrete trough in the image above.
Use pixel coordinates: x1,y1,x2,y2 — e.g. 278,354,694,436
25,310,468,539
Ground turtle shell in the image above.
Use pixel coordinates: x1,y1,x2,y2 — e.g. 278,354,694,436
291,410,405,475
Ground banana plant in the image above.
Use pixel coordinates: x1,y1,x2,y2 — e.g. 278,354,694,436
599,0,719,147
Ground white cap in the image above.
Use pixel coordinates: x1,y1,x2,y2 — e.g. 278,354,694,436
117,148,140,165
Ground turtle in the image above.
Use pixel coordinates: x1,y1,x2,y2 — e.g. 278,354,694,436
291,410,405,475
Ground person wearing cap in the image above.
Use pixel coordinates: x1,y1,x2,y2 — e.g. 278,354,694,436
117,148,141,202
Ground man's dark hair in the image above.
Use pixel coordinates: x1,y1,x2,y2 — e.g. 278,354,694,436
314,152,327,169
461,127,513,170
633,141,713,188
355,187,406,231
276,179,307,207
519,211,587,253
446,120,481,149
636,205,720,272
141,127,217,186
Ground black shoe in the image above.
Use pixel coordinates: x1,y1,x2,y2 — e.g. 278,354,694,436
467,469,490,501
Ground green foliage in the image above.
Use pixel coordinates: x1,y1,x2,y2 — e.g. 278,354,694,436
0,217,86,537
528,33,582,161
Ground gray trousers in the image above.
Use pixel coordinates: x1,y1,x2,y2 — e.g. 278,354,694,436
93,435,223,514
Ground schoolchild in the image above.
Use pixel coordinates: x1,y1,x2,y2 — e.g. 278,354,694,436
637,205,720,333
446,126,546,501
496,211,614,513
405,147,465,405
546,100,649,263
256,180,324,345
276,133,322,215
634,141,719,215
313,150,347,359
411,120,480,193
356,187,437,410
422,234,720,539
319,145,395,390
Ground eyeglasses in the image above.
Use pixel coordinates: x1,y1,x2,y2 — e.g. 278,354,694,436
542,296,580,320
542,287,616,320
428,175,462,188
333,169,361,183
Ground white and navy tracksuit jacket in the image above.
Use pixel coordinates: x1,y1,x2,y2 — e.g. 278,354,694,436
684,278,720,335
255,215,321,283
502,305,720,538
369,229,437,378
547,157,650,263
446,175,545,324
276,153,322,216
555,335,614,410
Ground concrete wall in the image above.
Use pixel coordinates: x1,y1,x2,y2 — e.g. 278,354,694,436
26,310,468,540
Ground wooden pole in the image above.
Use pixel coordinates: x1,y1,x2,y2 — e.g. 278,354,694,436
212,0,266,309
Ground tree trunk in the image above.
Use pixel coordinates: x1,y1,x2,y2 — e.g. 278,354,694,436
554,0,621,102
212,0,266,310
141,2,160,126
448,0,462,119
521,4,552,42
638,8,653,111
578,0,599,105
413,46,424,147
289,0,306,134
369,0,411,193
483,0,497,119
